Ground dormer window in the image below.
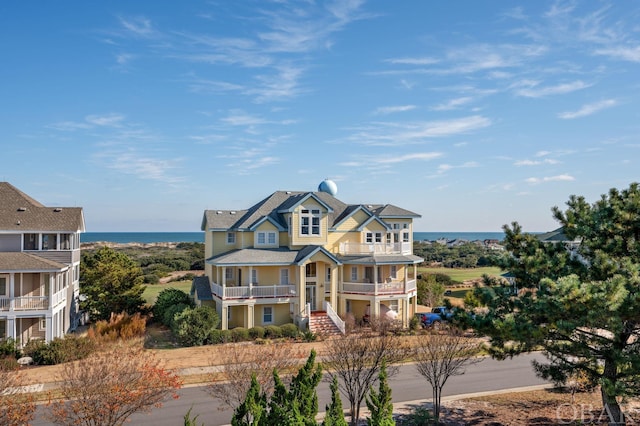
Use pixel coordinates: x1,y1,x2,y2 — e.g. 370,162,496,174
227,232,236,244
300,208,321,236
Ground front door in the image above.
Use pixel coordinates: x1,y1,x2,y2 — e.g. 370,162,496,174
306,286,316,311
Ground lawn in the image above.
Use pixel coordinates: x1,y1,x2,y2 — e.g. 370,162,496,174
419,266,503,283
143,280,193,305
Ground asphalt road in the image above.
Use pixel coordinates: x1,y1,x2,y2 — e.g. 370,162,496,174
32,352,548,425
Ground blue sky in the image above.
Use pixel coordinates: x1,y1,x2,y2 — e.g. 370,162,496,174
2,1,639,232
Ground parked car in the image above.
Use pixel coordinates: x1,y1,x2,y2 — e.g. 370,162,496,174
431,306,455,320
414,312,445,329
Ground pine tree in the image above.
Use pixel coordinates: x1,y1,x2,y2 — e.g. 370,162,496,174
365,360,394,426
322,376,347,426
264,369,303,426
474,183,640,424
231,374,266,426
289,349,322,425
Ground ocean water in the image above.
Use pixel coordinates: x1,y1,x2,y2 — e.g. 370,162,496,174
82,231,504,244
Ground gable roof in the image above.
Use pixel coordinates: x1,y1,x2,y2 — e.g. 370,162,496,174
0,182,85,232
202,190,419,232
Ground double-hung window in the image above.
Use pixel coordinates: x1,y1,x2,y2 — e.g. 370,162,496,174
300,208,321,236
227,232,236,244
263,306,273,324
0,277,6,296
350,266,358,282
256,231,277,246
225,268,233,281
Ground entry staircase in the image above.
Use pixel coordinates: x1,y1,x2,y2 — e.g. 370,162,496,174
309,311,343,336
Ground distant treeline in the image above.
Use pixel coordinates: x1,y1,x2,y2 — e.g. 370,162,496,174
413,241,499,268
82,242,205,284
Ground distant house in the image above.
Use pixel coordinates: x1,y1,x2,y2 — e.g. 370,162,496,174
0,182,85,346
193,181,424,333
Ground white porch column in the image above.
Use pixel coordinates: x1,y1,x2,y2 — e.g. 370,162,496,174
45,315,53,342
8,273,14,298
247,304,255,329
7,317,16,341
330,265,338,310
221,305,228,330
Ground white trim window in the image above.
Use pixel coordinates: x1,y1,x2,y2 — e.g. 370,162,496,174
402,231,410,243
225,268,234,281
300,208,321,236
325,267,331,282
227,232,236,244
0,277,6,296
280,269,289,285
251,269,258,284
256,231,277,246
390,265,397,279
39,318,47,332
263,306,274,324
350,266,358,282
366,232,382,243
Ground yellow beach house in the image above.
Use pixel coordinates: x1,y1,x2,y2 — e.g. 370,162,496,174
192,180,423,334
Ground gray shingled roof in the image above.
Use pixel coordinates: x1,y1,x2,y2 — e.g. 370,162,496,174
0,182,85,232
207,248,300,266
202,190,419,231
191,276,213,301
0,252,68,271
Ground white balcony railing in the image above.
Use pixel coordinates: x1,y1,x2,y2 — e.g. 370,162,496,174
0,296,49,311
211,283,296,300
339,242,412,255
51,289,67,307
340,279,416,295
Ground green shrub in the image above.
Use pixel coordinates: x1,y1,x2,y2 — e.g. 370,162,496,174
143,274,160,284
264,325,282,339
22,335,95,365
163,303,190,329
220,329,232,343
172,306,220,346
280,323,300,339
230,327,250,342
0,337,19,359
249,326,265,339
153,288,193,323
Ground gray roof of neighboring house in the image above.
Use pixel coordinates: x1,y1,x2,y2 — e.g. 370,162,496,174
536,227,579,243
0,182,85,232
191,275,213,301
0,252,68,272
202,191,420,231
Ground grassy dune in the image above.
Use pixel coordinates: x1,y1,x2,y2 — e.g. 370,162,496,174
418,266,503,283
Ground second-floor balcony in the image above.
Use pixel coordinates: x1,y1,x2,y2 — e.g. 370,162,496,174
0,296,48,311
211,283,296,300
0,289,67,312
340,278,417,295
339,242,412,256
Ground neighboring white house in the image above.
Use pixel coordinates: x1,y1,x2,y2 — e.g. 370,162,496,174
0,182,85,346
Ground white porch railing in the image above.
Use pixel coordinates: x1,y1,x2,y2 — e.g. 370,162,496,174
338,242,412,255
323,300,345,334
340,280,415,295
51,288,67,307
0,296,49,311
211,283,296,300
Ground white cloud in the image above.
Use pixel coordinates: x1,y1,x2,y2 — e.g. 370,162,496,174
515,80,591,98
86,114,125,127
102,150,185,185
118,16,155,37
371,152,443,164
558,99,617,119
430,97,474,111
373,105,416,115
514,158,559,166
385,57,439,65
594,46,640,62
526,174,575,184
